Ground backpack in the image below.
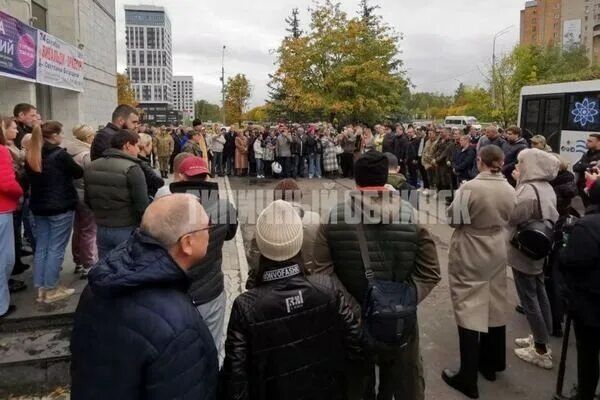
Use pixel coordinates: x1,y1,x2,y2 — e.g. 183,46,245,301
357,223,417,350
510,184,555,260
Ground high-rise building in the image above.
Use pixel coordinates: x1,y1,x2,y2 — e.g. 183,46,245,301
562,0,600,65
125,5,176,123
520,0,562,47
173,76,194,119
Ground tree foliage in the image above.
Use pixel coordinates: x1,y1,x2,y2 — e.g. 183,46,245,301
285,8,303,39
224,74,251,125
243,104,271,122
194,100,222,122
117,73,138,107
268,0,407,126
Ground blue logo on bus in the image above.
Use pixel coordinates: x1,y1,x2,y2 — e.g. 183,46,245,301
571,97,599,127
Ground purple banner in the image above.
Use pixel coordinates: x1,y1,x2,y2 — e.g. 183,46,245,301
0,10,37,81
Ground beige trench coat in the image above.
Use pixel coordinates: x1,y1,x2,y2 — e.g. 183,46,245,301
447,172,516,332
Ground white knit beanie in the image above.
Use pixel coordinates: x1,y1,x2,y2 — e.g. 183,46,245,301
255,200,304,262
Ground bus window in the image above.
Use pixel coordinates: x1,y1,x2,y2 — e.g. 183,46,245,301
565,92,600,132
524,99,541,134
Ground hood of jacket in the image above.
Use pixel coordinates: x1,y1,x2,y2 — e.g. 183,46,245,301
63,138,91,157
517,148,560,184
88,231,189,297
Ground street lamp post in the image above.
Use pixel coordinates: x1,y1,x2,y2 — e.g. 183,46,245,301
221,45,226,124
492,25,514,108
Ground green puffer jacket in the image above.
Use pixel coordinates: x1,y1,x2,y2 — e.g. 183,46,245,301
84,149,149,227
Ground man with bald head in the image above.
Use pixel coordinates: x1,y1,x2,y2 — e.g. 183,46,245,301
70,194,218,400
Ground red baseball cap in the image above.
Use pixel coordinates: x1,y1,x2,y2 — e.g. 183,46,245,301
178,157,210,177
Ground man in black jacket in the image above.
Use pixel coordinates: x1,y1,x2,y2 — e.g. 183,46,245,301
223,129,236,176
502,126,529,186
560,180,600,400
221,200,361,400
71,194,218,400
452,135,476,183
90,104,140,161
13,103,37,149
405,126,422,187
573,134,600,207
393,124,409,174
156,156,238,353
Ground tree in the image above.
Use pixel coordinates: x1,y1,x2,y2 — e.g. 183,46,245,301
243,104,271,122
194,100,222,122
285,8,303,39
224,74,251,125
358,0,379,30
268,0,407,126
117,73,138,107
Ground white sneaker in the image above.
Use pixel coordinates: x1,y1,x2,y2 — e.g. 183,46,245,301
515,335,534,348
514,346,553,369
44,287,75,304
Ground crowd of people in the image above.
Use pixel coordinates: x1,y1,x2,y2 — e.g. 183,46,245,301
0,102,600,400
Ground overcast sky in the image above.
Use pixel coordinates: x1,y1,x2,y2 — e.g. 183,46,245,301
115,0,524,107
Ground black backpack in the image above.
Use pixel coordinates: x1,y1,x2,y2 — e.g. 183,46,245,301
357,223,417,349
510,184,556,260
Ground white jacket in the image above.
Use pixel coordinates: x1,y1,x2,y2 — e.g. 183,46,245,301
253,139,264,159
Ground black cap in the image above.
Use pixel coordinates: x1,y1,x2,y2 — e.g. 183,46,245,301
355,151,389,187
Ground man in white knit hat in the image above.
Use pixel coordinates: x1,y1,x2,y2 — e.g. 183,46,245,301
221,200,362,400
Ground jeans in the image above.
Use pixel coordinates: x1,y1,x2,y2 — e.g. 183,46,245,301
314,153,322,178
224,156,234,176
212,152,223,176
574,318,600,400
196,290,227,356
72,201,98,268
255,158,264,176
308,154,317,178
33,211,74,289
0,213,15,315
96,225,135,260
513,268,553,345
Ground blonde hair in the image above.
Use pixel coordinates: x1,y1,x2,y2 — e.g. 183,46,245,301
73,124,95,142
551,153,570,171
26,121,63,173
531,135,547,148
138,133,153,153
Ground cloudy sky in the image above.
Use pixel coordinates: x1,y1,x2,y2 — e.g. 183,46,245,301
115,0,524,107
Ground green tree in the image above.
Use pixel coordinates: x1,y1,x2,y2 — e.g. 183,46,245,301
117,73,138,107
285,8,303,39
243,104,271,122
224,74,251,125
194,100,222,122
269,0,407,125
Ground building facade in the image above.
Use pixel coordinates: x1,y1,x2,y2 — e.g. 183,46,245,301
124,5,172,105
173,75,194,120
520,0,562,47
0,0,117,132
562,0,600,65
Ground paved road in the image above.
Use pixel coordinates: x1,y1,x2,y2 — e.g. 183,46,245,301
227,175,578,400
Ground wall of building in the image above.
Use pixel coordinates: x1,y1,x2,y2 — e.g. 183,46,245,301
172,76,194,118
0,0,116,133
520,0,562,47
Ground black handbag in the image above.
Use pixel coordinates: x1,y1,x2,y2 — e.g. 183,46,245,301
357,223,417,349
511,184,555,261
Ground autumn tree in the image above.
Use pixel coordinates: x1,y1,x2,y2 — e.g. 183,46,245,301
117,73,138,107
285,8,303,39
269,0,407,126
224,74,251,125
194,100,222,122
243,104,271,122
358,0,379,30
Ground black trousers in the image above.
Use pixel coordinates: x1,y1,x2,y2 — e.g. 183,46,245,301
456,326,506,388
341,153,354,178
574,318,600,400
418,161,429,189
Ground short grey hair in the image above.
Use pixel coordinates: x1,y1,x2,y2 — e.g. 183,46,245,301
141,194,208,247
138,133,153,148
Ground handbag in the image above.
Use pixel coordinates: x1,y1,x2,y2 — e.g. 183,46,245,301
357,223,417,349
510,184,555,261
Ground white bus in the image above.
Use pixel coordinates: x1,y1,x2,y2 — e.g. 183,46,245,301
519,79,600,167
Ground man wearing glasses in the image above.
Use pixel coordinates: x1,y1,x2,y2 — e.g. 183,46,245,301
70,194,218,400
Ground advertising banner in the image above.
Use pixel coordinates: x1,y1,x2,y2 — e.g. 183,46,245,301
0,10,37,82
563,19,582,50
37,30,84,92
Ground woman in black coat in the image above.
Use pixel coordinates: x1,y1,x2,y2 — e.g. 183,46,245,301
560,180,600,400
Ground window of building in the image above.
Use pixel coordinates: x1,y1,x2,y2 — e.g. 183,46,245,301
132,52,137,66
139,51,145,65
142,85,151,102
140,68,146,83
127,51,130,64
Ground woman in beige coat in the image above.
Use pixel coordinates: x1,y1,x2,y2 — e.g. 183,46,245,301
443,145,516,399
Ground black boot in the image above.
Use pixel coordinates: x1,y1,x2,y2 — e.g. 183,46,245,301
11,261,30,275
479,326,506,381
443,326,480,399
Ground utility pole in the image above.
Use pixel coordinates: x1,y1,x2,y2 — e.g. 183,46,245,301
492,26,514,109
220,45,226,124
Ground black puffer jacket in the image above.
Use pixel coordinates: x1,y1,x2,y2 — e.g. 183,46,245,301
169,180,238,304
26,142,83,216
138,155,165,198
70,231,218,400
560,204,600,328
551,170,577,216
220,257,362,400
